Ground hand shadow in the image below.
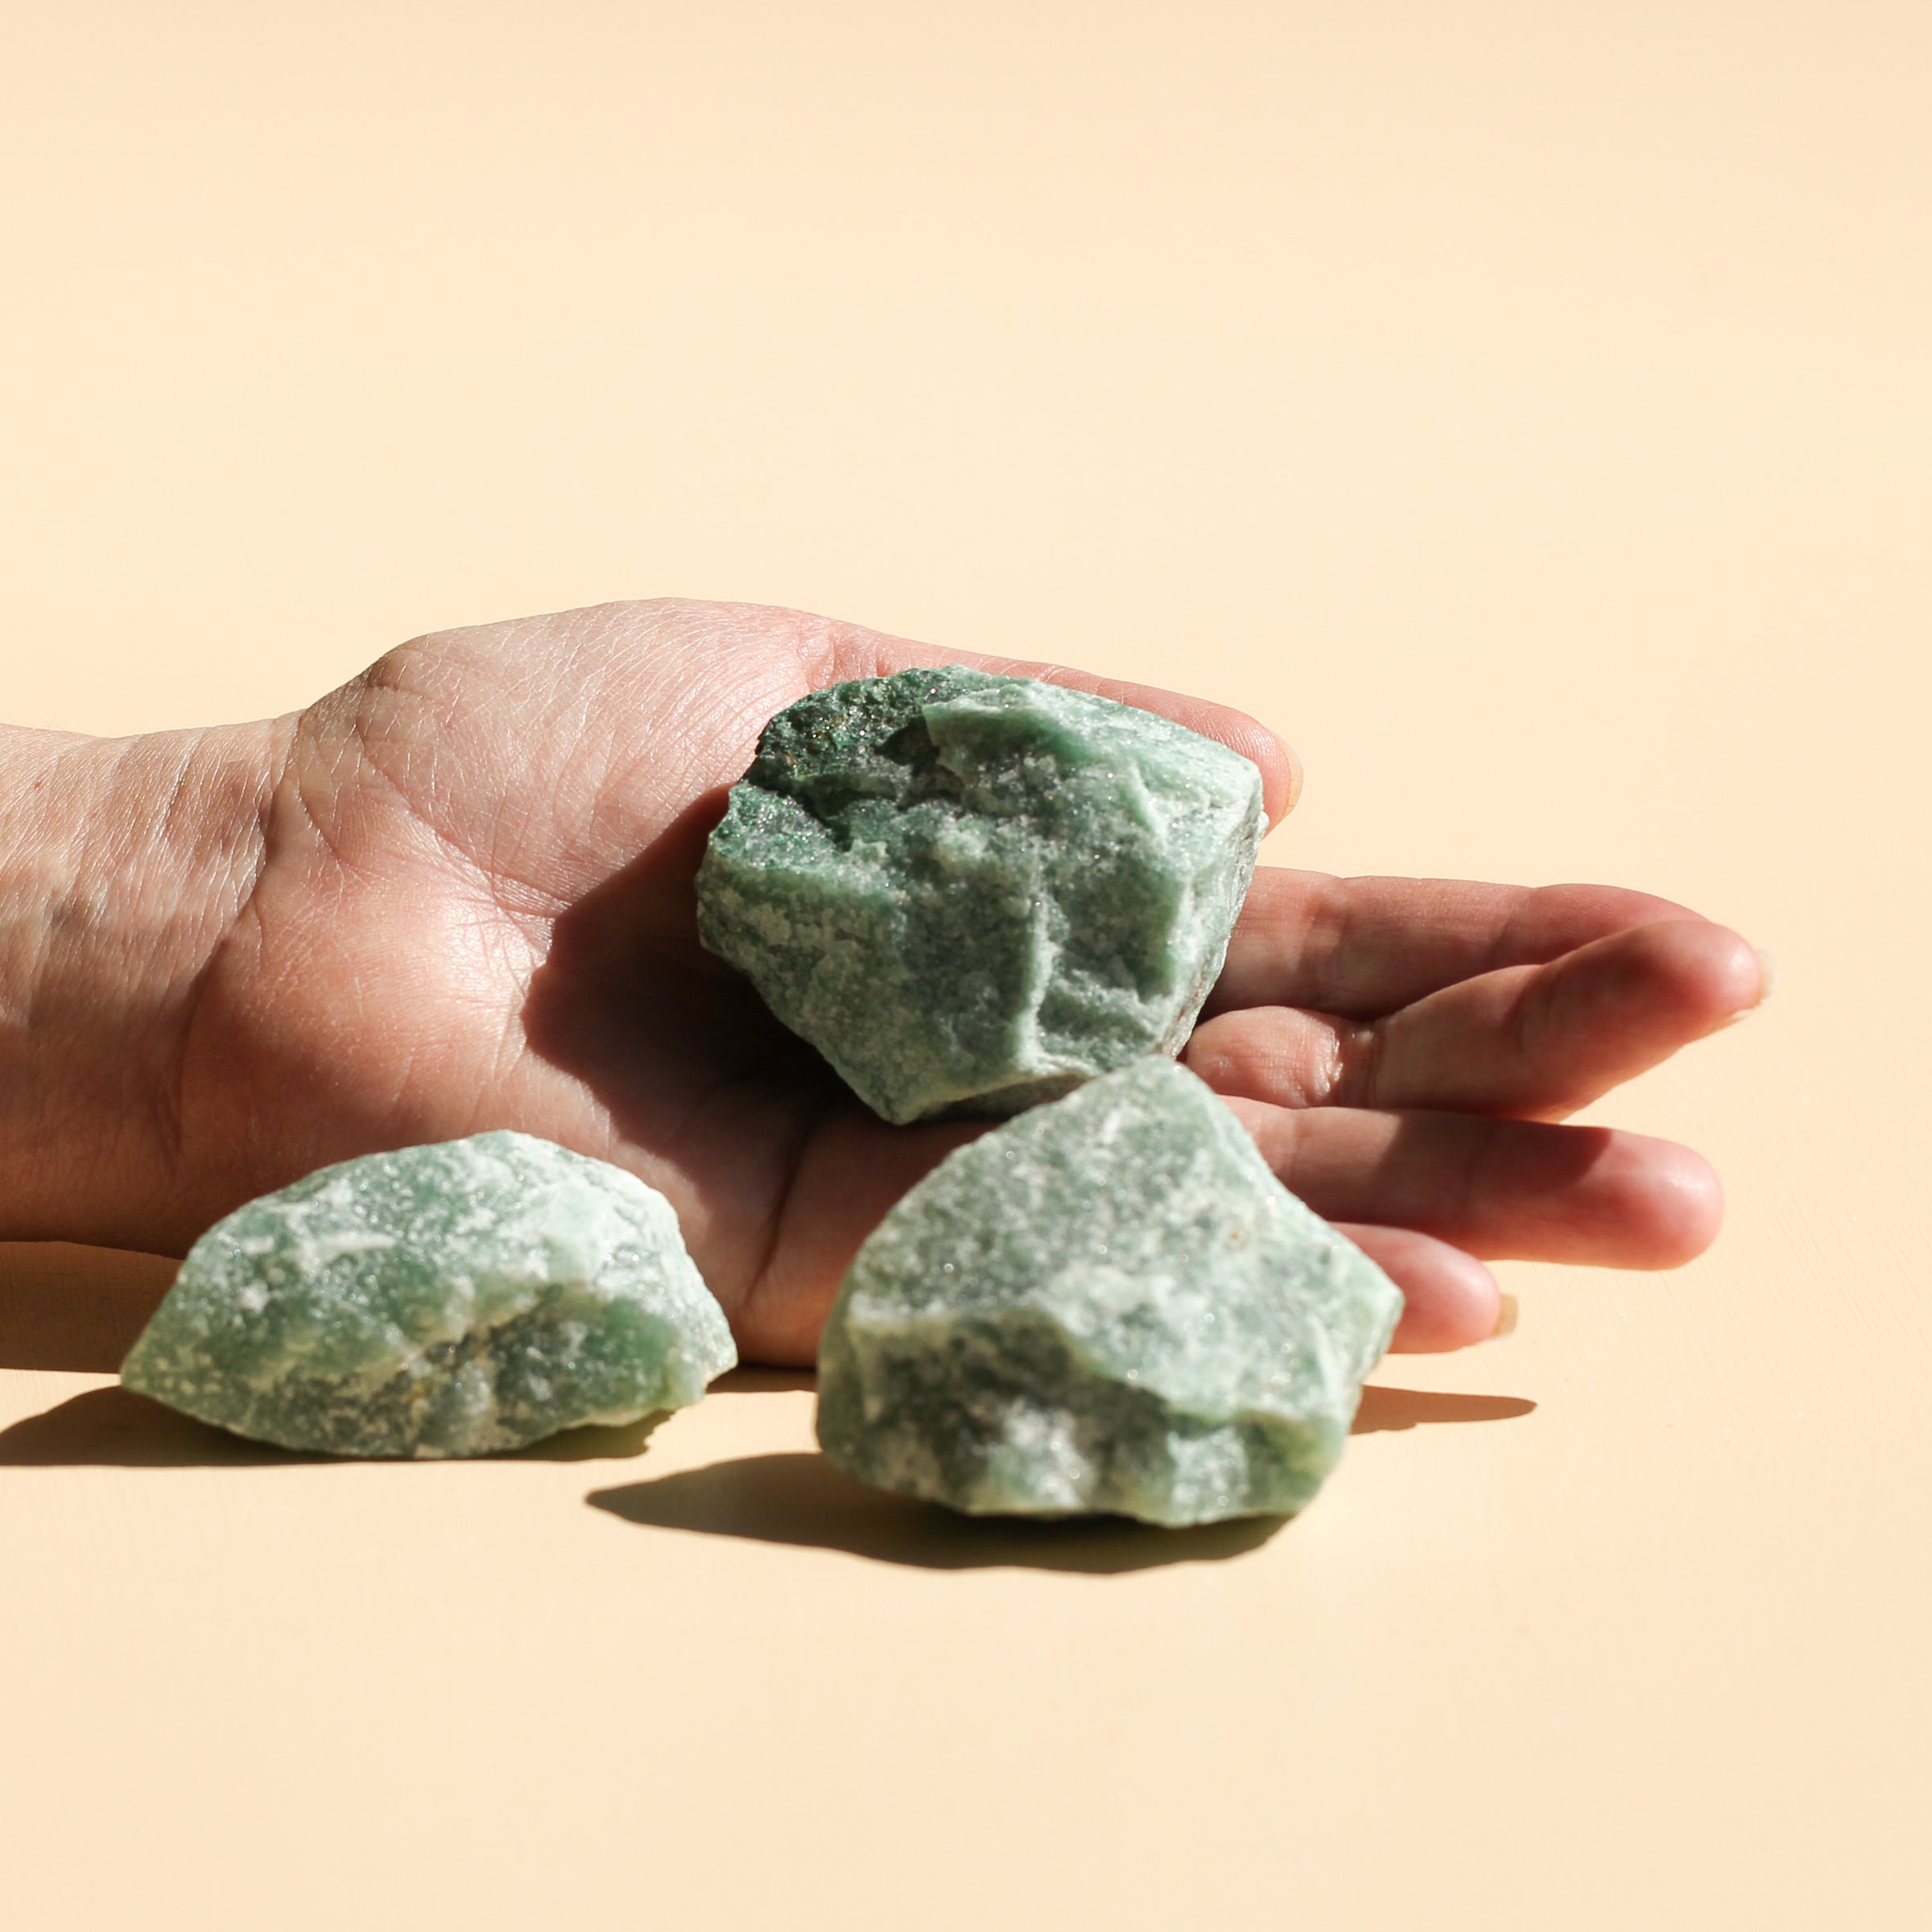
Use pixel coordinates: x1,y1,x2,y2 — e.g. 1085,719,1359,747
0,1242,177,1373
520,786,848,1151
0,1387,674,1468
0,1386,324,1467
1352,1386,1536,1431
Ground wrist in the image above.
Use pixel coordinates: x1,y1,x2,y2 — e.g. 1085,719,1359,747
0,717,286,1249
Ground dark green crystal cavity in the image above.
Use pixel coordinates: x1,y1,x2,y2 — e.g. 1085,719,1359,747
695,667,1266,1123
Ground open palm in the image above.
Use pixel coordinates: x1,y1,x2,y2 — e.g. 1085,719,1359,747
173,599,1762,1363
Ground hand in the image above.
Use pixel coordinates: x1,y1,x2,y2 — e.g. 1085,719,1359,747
2,600,1765,1363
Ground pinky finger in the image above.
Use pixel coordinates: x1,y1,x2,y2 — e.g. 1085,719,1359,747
1334,1222,1505,1353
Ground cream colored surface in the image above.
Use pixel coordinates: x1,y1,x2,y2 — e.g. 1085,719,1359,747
2,5,1926,1926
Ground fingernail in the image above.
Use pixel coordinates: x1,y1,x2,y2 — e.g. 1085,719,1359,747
1488,1294,1519,1340
1718,947,1777,1030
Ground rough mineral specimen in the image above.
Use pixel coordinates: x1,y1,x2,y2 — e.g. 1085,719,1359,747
696,667,1266,1123
122,1132,736,1457
817,1059,1402,1525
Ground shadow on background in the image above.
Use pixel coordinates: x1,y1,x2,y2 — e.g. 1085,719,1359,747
0,1381,1534,1473
510,1413,667,1461
0,1389,674,1468
1352,1386,1537,1432
711,1365,816,1396
586,1384,1536,1571
0,1242,176,1373
0,1386,322,1467
588,1451,1286,1573
0,1239,1530,1480
0,1233,806,1467
506,1368,815,1455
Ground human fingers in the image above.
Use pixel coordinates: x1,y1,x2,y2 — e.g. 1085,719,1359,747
727,1107,981,1365
729,1104,1517,1367
819,617,1301,827
1331,1222,1504,1352
1221,1096,1724,1269
1189,919,1769,1120
1207,870,1719,1020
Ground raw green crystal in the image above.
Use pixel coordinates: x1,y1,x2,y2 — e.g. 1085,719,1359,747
121,1132,736,1457
696,667,1266,1124
816,1059,1402,1525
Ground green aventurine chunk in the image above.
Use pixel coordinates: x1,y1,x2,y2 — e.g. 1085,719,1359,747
122,1133,736,1457
696,667,1266,1123
817,1060,1402,1525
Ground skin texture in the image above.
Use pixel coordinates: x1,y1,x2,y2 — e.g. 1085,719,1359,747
0,599,1768,1363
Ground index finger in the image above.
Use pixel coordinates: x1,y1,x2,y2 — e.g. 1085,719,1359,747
1205,870,1715,1021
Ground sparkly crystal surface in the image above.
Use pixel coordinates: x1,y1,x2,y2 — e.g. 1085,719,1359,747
696,667,1265,1123
122,1132,736,1457
816,1060,1402,1525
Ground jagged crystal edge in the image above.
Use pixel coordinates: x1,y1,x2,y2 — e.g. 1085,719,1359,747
696,667,1265,1123
122,1131,737,1457
816,1059,1402,1526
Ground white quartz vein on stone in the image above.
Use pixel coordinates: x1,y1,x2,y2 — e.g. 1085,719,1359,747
817,1060,1402,1525
697,668,1266,1122
122,1132,737,1457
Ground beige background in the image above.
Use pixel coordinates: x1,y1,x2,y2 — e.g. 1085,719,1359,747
2,4,1927,1926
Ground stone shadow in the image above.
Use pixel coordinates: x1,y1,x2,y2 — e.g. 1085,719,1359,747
584,1381,1535,1571
0,1386,324,1467
0,1386,671,1468
587,1451,1286,1573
